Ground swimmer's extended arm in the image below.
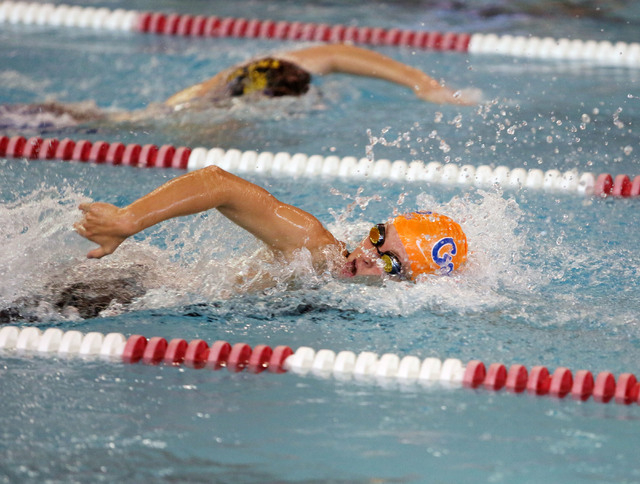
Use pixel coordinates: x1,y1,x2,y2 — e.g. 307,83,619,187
284,44,471,105
75,166,337,259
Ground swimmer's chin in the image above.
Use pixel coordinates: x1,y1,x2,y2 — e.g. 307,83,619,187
336,262,384,286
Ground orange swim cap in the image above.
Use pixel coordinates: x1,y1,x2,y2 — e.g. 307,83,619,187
392,211,468,279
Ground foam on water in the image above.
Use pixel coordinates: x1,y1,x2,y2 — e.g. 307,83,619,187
0,185,84,304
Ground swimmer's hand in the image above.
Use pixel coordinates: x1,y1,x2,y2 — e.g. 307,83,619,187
413,81,479,106
74,202,135,259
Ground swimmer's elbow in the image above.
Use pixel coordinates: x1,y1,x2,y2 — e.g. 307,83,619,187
198,166,227,195
201,164,227,180
199,165,243,201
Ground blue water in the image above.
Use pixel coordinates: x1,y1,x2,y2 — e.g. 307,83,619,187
1,1,640,483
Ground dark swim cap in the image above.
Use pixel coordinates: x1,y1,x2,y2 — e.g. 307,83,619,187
226,58,311,97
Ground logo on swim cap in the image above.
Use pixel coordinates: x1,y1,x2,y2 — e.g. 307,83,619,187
431,237,457,275
392,212,467,279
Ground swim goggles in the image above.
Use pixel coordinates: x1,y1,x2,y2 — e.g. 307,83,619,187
369,224,403,276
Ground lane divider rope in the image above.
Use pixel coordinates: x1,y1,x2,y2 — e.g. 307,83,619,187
0,1,639,67
2,135,639,198
1,325,639,406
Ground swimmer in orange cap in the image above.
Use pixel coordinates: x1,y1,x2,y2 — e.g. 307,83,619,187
343,211,467,280
75,166,467,285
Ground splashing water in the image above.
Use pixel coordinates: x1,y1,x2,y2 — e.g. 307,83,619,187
320,188,545,319
0,183,341,321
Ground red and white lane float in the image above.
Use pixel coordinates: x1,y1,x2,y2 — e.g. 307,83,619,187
2,135,639,198
1,325,639,406
0,1,639,67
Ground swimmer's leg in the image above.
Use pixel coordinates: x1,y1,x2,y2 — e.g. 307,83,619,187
0,101,107,131
54,277,145,319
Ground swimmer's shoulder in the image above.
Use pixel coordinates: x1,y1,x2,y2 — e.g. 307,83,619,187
165,66,237,108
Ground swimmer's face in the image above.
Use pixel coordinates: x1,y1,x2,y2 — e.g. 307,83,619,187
342,223,411,281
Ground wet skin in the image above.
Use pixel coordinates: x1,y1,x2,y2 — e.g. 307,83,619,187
341,223,410,280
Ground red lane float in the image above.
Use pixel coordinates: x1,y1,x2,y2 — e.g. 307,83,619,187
142,336,168,364
615,373,638,405
121,143,142,166
38,138,60,160
164,338,189,365
89,141,110,163
506,364,528,393
248,344,273,373
184,339,209,368
155,145,175,168
172,146,191,169
6,136,26,157
23,137,42,159
207,340,232,369
594,173,614,197
484,363,508,391
549,367,573,398
571,370,595,401
0,135,9,156
106,142,125,164
269,345,294,373
227,343,252,372
138,144,158,167
612,175,631,197
55,138,76,160
527,366,551,395
72,140,92,162
593,371,616,403
121,334,148,363
463,360,486,388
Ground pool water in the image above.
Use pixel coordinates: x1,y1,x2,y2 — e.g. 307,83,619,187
1,1,640,483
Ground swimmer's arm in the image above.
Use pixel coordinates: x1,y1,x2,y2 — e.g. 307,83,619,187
284,44,471,105
76,166,337,258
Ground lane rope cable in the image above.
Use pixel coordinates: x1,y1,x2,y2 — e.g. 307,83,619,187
0,1,639,67
0,325,638,406
2,135,639,198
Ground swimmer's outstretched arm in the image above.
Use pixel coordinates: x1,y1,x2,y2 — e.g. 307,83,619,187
283,44,471,105
75,166,338,259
